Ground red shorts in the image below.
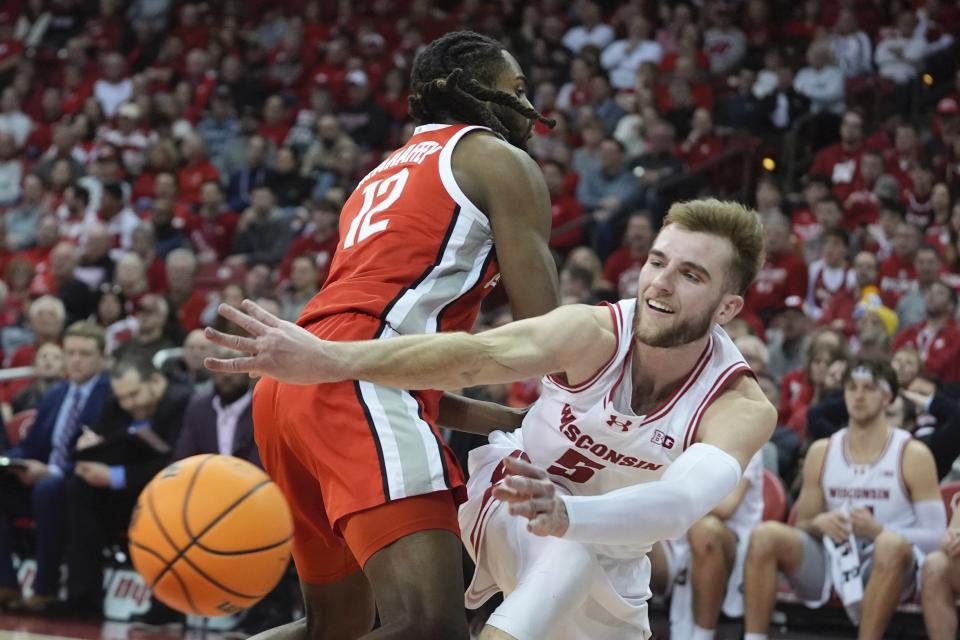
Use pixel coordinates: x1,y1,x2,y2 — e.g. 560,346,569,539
253,312,466,583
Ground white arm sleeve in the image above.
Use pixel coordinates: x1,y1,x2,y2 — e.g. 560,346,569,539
561,443,743,547
886,500,948,555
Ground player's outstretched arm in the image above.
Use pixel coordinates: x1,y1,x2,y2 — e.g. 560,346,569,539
205,299,614,390
495,376,777,544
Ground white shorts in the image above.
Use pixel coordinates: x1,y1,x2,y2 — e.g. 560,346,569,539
459,433,652,640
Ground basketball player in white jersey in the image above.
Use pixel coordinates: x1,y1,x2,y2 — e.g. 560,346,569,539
649,450,764,640
742,357,946,640
921,506,960,640
203,199,777,639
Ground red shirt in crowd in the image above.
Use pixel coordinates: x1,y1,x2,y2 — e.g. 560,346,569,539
744,250,809,321
892,319,960,383
279,234,339,284
549,192,584,255
878,252,917,307
185,210,240,262
603,249,647,299
809,143,863,203
177,161,221,208
819,286,860,336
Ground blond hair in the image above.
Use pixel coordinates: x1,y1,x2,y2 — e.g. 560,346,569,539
63,320,107,353
661,199,765,294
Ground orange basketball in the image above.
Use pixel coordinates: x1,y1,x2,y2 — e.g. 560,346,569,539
129,454,293,617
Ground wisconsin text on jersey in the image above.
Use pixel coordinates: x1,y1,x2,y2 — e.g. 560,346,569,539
556,403,664,471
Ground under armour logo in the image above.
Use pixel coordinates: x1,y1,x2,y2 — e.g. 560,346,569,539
606,415,632,432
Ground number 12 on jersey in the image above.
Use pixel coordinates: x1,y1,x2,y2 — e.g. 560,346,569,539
342,168,410,249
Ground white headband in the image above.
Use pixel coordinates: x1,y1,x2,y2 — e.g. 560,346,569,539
850,365,892,394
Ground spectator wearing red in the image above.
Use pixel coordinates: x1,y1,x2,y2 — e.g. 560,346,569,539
779,339,847,436
0,11,24,78
164,248,206,338
150,172,192,223
675,107,725,181
259,95,292,149
820,250,880,336
172,4,210,52
803,195,844,264
791,174,831,243
879,220,921,307
98,102,149,178
186,181,238,263
745,213,809,325
376,67,411,125
177,134,220,209
806,228,854,321
97,182,140,260
308,36,349,105
265,29,308,93
131,141,179,211
809,110,865,202
557,56,594,111
925,182,952,250
655,55,715,114
279,199,339,284
841,149,885,228
903,165,934,228
884,123,924,189
24,87,63,156
542,159,583,256
603,212,653,299
892,280,960,384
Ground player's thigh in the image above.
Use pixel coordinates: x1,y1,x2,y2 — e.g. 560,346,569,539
750,521,808,572
253,377,363,585
781,530,830,601
341,490,466,624
861,539,921,602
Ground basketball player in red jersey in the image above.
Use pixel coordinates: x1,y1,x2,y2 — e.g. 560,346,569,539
241,32,560,640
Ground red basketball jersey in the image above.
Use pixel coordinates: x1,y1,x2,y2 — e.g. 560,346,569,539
299,124,500,336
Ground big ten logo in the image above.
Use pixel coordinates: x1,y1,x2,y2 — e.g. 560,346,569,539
650,429,675,450
103,569,150,620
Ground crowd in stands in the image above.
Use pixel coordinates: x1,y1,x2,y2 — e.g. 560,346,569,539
0,0,959,636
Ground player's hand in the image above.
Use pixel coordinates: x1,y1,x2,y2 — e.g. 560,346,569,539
492,456,569,537
75,462,111,488
850,507,883,540
813,509,851,544
204,299,342,385
941,528,960,559
12,459,50,486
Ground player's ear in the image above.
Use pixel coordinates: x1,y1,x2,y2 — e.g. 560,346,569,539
714,293,744,326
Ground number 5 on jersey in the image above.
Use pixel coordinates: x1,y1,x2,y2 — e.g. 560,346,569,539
342,169,410,249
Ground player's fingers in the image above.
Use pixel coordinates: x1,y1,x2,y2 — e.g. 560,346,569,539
203,327,258,353
204,356,260,374
503,456,548,479
217,303,269,336
492,483,523,502
527,514,555,537
241,299,282,327
507,498,552,519
503,475,551,497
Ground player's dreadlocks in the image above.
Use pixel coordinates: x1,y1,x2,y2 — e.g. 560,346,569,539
408,31,556,148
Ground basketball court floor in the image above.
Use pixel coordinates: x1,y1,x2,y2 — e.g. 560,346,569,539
0,611,859,640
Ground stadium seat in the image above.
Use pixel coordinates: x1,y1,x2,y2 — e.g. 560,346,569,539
762,469,788,522
5,409,37,448
941,481,960,521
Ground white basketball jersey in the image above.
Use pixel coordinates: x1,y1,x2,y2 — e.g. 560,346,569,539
520,298,754,501
821,427,918,549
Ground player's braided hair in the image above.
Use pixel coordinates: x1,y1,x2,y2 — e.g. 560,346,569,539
408,31,555,144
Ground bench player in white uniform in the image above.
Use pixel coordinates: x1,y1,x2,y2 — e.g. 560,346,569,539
921,498,960,640
742,357,946,640
649,450,764,640
202,199,777,640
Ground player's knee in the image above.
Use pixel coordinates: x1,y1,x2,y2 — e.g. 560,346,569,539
688,515,729,558
747,521,783,563
872,531,913,573
921,551,951,585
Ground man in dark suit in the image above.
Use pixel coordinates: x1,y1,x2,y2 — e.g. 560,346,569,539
0,322,110,610
174,345,258,465
44,351,192,618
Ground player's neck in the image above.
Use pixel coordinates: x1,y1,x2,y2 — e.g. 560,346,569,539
629,335,711,410
846,419,890,461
